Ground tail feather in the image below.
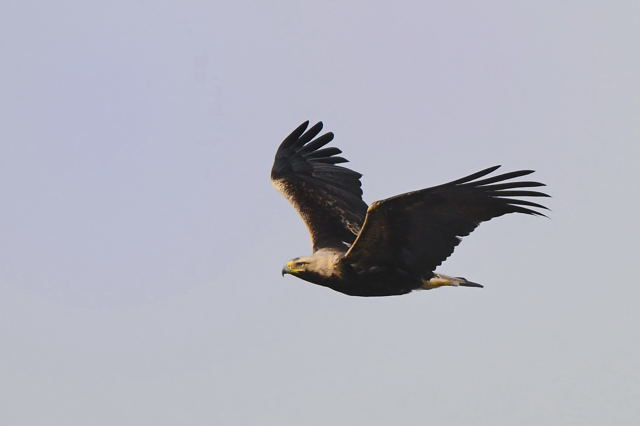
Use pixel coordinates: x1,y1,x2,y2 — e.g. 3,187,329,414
457,277,483,288
421,274,484,290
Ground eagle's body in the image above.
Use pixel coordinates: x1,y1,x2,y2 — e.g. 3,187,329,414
284,248,416,297
272,121,548,297
282,248,480,297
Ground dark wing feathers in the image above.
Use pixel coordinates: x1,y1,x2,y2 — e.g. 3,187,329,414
344,165,549,278
312,156,349,164
271,121,368,251
300,134,335,154
448,165,501,184
307,147,342,158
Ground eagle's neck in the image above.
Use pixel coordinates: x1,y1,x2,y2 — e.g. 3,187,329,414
298,248,345,285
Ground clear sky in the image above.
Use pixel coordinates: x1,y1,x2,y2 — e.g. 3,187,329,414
1,1,639,425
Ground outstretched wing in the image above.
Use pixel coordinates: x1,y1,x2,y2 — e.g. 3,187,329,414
343,166,549,277
271,121,368,251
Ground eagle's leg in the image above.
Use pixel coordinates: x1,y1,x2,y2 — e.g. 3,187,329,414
421,274,483,290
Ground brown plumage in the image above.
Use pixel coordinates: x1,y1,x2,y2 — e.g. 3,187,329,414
272,121,549,297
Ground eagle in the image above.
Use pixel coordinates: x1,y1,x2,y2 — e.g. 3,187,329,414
271,121,549,297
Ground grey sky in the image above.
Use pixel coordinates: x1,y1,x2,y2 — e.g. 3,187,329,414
1,1,639,425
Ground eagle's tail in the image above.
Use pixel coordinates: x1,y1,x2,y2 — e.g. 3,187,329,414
421,274,483,290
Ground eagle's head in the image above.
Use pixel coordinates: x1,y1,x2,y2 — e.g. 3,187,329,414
281,254,338,285
281,256,314,276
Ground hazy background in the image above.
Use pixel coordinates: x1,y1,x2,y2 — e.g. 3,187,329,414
1,1,639,425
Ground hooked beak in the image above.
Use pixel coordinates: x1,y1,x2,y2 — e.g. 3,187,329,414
281,264,290,276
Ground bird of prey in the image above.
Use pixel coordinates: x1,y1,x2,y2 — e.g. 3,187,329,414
271,121,548,297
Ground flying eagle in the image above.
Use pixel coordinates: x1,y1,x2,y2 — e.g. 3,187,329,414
271,121,548,297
